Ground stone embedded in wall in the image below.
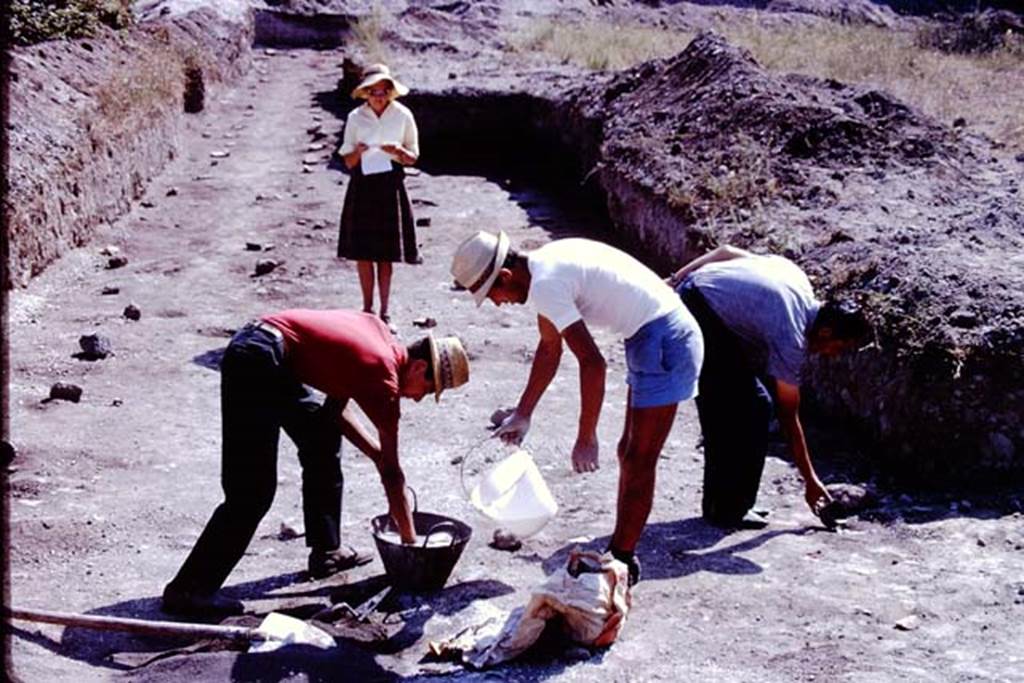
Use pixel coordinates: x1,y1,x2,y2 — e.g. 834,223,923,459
183,58,205,113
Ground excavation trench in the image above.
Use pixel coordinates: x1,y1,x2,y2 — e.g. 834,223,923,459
397,91,618,245
9,15,1024,681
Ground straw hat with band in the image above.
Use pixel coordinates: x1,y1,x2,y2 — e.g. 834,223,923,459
449,230,511,307
352,63,410,100
427,335,470,402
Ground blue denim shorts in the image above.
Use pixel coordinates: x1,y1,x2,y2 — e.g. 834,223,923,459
624,306,704,408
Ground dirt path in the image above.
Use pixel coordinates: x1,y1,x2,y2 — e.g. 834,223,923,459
7,48,1024,682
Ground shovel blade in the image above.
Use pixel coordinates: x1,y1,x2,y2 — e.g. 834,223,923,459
249,612,335,653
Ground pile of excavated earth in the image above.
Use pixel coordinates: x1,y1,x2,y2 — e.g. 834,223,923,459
5,1,1023,681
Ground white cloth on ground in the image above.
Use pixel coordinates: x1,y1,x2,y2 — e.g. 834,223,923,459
430,548,632,669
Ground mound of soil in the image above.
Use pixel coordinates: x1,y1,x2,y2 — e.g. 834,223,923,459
569,32,1023,482
917,9,1024,54
390,3,505,52
769,0,898,27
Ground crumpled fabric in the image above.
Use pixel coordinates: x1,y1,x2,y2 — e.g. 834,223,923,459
430,548,631,669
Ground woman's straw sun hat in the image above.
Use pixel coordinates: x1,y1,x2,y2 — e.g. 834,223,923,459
352,63,410,100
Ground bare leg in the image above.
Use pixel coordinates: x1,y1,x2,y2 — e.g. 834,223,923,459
610,401,678,554
616,391,634,521
356,261,375,313
377,262,393,319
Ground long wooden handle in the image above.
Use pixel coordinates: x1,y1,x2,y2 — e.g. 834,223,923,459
5,607,265,642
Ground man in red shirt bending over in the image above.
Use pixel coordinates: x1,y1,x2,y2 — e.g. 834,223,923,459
162,310,469,618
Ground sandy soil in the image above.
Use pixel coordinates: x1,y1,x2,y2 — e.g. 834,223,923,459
7,47,1024,682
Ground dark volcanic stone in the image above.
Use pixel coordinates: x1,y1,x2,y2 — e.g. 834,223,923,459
123,303,142,321
77,334,113,360
254,259,278,276
490,529,522,552
48,382,83,403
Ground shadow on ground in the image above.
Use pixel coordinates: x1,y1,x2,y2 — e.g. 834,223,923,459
541,516,814,581
192,347,226,371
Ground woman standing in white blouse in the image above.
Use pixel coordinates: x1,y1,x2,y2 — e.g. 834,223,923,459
337,64,420,332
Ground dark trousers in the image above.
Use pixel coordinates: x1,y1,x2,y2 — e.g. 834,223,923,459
679,285,774,523
168,323,343,595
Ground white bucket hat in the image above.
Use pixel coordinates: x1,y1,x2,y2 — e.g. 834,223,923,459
428,335,470,402
450,230,511,306
351,63,410,99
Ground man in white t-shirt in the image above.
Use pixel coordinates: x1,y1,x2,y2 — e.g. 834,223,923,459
451,231,704,585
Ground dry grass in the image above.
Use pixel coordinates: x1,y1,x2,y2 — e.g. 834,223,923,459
351,2,390,65
92,47,183,138
667,133,783,241
719,19,1024,152
512,17,1024,152
510,19,692,71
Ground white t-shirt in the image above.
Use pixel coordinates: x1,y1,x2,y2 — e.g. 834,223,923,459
339,100,419,157
527,239,680,339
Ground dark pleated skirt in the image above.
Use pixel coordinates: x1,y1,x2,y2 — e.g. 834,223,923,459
337,163,419,264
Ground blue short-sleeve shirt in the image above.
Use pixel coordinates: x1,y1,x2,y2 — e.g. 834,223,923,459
684,255,821,385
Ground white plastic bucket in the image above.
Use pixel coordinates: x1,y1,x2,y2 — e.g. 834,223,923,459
468,449,558,538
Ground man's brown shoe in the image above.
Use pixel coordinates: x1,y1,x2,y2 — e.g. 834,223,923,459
308,546,373,579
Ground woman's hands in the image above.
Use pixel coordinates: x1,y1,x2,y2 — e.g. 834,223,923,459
339,142,417,169
339,142,370,169
380,143,415,165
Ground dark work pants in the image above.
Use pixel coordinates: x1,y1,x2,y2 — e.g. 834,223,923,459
168,323,343,595
679,285,774,523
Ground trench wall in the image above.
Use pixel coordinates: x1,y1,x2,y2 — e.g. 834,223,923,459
4,8,253,288
406,89,706,269
253,9,353,48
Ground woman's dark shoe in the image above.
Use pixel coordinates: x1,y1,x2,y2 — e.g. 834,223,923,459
161,584,244,619
308,546,373,579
